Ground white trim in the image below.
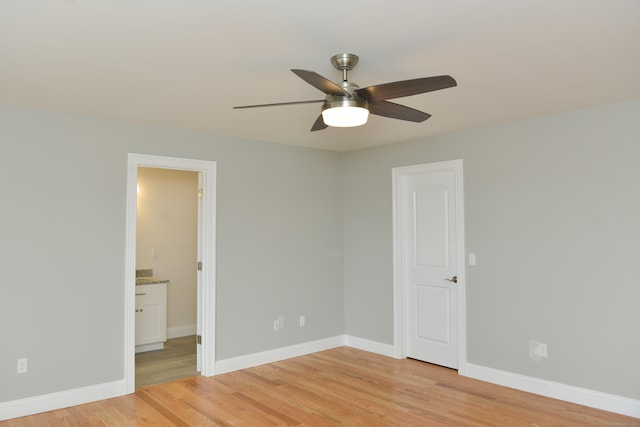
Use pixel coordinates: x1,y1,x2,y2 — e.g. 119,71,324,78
214,336,345,375
464,363,640,419
135,342,164,353
167,324,197,339
196,171,204,373
392,160,467,372
345,335,396,358
0,380,125,421
125,153,217,394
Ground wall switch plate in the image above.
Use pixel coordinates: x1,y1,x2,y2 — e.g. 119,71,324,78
17,358,27,374
273,319,280,332
468,253,477,265
299,315,305,327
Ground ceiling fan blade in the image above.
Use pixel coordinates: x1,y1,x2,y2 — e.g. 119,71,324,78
368,100,431,122
356,75,456,101
233,99,324,109
291,69,350,97
310,115,328,131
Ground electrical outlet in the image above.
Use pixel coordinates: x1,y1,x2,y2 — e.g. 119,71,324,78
538,343,548,358
278,316,284,330
299,315,306,327
529,340,540,362
17,358,27,374
273,319,280,332
529,340,548,362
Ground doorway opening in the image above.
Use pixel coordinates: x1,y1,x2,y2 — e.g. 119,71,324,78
135,167,198,387
124,154,217,394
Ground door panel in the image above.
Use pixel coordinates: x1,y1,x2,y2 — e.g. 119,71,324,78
415,186,449,267
416,284,450,344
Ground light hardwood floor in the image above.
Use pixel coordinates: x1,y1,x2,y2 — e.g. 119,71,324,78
3,347,638,426
136,335,198,388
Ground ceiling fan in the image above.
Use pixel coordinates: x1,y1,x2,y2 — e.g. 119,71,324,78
233,53,457,131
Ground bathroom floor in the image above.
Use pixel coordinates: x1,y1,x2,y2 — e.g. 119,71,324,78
135,335,198,388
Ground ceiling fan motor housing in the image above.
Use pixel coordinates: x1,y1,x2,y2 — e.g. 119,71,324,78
322,97,367,110
322,80,368,111
321,80,369,127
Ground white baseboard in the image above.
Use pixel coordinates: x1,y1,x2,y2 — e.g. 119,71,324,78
1,336,346,421
0,380,126,421
212,335,395,376
342,337,640,419
345,335,395,358
167,324,197,339
4,339,637,421
214,335,346,375
463,362,640,419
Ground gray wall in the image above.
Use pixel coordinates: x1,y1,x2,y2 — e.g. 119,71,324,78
342,99,640,399
1,99,638,404
0,105,343,402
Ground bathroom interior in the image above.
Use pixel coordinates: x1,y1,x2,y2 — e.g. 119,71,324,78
135,167,199,388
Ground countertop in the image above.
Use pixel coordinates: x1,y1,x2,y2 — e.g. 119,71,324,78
135,268,169,285
135,277,170,285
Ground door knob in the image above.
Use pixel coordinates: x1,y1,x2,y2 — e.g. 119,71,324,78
445,275,458,283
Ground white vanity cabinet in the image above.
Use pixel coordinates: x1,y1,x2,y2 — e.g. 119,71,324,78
135,282,167,353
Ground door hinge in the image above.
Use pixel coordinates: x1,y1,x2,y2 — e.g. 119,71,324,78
197,261,202,271
197,335,202,345
198,188,203,199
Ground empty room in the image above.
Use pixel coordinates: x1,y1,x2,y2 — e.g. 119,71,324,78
1,1,639,425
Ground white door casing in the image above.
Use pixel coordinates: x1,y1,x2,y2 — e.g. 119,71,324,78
392,160,466,372
196,172,204,373
125,154,217,393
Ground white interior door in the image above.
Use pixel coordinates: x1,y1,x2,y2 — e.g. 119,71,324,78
395,161,464,369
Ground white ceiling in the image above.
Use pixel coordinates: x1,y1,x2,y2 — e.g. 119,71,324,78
2,1,639,152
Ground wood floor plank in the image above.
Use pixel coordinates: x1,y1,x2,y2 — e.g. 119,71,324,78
3,347,638,426
98,395,176,427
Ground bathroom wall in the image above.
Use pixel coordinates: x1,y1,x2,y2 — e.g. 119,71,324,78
136,167,198,337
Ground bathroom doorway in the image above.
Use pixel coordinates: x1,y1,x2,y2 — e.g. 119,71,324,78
135,167,198,387
124,154,217,394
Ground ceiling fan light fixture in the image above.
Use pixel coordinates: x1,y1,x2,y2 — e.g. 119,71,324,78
321,98,369,127
322,106,369,127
